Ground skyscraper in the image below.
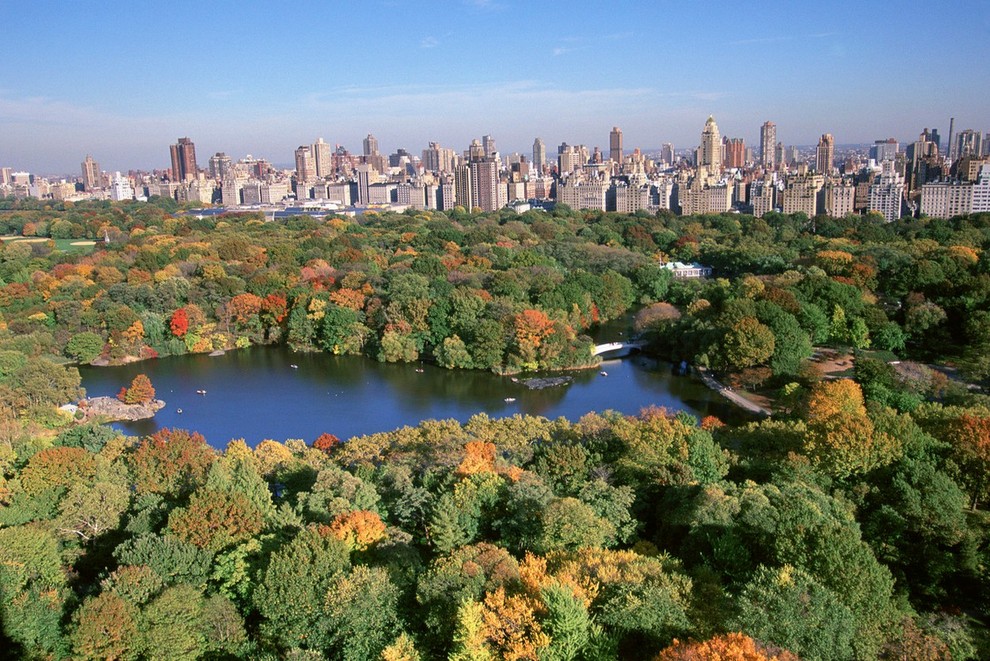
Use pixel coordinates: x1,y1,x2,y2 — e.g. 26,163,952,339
81,155,100,191
295,146,315,183
760,121,776,169
816,134,835,174
313,138,332,178
482,135,497,159
169,137,198,182
699,116,722,174
363,134,379,157
609,126,623,164
661,143,675,165
533,138,546,174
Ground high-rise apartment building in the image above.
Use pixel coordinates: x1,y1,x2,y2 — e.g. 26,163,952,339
816,134,835,174
109,172,134,201
869,163,905,222
724,138,745,169
313,138,332,178
81,155,101,191
363,134,379,157
470,158,499,212
661,143,675,166
698,116,722,174
955,129,984,160
294,145,315,183
208,152,232,181
870,139,898,163
760,121,776,169
609,126,623,164
533,138,546,174
169,137,198,182
482,135,497,159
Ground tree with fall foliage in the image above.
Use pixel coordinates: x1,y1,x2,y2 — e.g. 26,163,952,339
117,373,156,405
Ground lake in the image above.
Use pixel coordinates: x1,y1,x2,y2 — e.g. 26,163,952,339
78,346,738,449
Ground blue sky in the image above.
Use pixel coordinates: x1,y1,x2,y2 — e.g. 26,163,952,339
2,0,988,174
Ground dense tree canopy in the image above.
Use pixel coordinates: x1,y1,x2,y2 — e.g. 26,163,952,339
1,200,990,658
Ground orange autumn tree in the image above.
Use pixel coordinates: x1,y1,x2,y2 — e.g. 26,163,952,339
456,440,498,476
514,309,555,369
655,632,799,661
802,379,899,478
328,510,388,551
945,413,990,508
117,374,155,405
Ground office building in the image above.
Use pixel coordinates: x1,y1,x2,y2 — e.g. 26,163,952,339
169,137,198,182
955,129,984,160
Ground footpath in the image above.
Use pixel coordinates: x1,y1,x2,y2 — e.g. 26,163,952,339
695,367,772,417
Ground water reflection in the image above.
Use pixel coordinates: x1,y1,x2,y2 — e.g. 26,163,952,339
79,346,739,448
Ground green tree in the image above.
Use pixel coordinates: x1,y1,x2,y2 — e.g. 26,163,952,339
321,565,403,661
734,565,855,661
253,526,351,650
539,583,591,661
65,331,104,363
718,316,775,371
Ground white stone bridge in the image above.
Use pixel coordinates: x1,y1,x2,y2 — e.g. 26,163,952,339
592,340,647,358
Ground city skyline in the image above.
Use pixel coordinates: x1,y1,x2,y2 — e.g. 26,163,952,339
2,0,988,173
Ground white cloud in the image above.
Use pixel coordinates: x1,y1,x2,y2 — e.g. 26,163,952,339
420,36,439,48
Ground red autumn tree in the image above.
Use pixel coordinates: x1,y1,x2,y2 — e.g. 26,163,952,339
261,293,289,325
169,307,189,338
130,428,215,498
313,432,341,454
168,488,265,552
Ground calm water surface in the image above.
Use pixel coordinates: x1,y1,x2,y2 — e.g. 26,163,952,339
79,346,737,449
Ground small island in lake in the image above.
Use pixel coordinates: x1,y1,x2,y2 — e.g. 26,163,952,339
80,396,165,422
